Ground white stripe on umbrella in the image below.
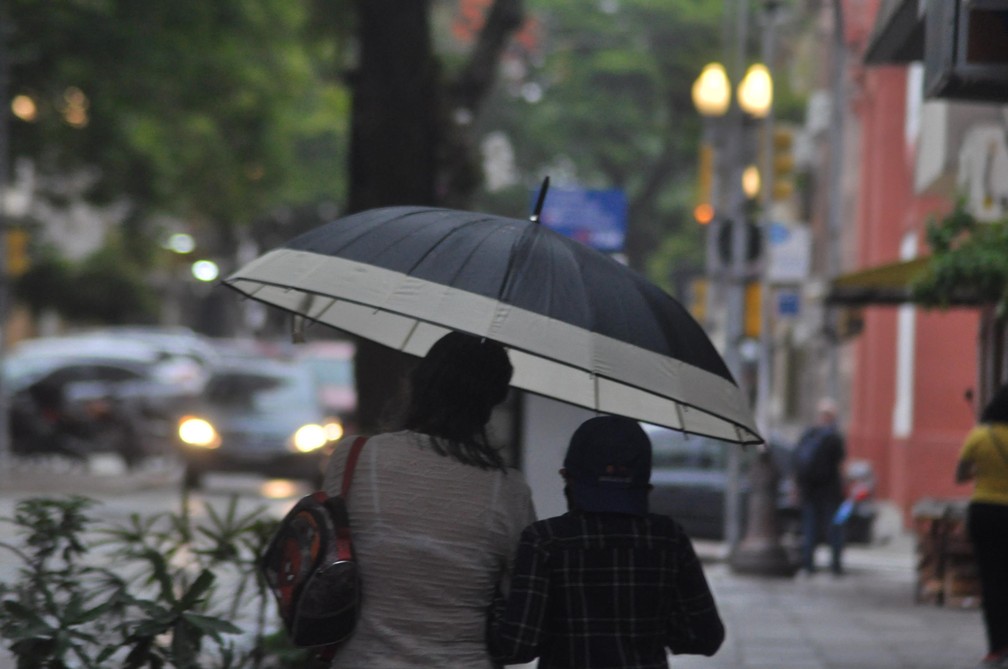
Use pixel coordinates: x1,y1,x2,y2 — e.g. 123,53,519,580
227,248,760,444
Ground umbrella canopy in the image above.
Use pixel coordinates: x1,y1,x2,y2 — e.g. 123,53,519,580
224,206,761,445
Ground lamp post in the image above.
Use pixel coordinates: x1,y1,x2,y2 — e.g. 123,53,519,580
731,2,796,578
692,59,771,554
694,7,796,576
0,20,11,479
693,55,792,576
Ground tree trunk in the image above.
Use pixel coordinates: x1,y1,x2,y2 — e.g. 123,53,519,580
346,0,524,432
346,0,440,432
348,1,440,212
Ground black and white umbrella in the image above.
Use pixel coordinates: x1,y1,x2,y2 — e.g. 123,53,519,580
224,205,761,445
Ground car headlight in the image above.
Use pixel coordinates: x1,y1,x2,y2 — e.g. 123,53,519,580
293,424,328,453
178,416,219,449
323,419,344,442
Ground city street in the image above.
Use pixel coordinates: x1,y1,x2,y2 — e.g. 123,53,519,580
0,457,991,669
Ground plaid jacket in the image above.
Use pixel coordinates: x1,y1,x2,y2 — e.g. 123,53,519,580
488,511,724,669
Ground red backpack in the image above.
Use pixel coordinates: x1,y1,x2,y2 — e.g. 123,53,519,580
260,436,368,650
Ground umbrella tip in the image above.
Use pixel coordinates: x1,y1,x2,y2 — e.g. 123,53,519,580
530,176,551,224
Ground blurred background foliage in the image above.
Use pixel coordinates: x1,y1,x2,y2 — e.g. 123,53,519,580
6,0,796,327
470,0,725,283
8,0,351,222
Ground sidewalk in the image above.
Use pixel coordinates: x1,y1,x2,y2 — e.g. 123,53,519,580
675,530,987,669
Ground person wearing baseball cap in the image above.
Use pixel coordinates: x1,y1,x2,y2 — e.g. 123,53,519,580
488,415,725,668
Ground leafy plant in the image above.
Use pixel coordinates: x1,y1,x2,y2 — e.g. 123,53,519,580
912,202,1008,317
0,495,310,668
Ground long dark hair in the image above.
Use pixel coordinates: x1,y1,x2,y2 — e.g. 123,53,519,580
981,383,1008,423
402,331,513,470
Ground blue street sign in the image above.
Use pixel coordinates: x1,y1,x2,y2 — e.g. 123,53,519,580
534,187,628,252
778,290,800,316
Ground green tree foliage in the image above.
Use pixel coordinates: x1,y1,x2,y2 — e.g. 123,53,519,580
15,243,160,325
7,0,351,324
8,0,349,227
912,203,1008,317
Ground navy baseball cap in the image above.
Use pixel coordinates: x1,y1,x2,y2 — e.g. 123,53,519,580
563,415,652,516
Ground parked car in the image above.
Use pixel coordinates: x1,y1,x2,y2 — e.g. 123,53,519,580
6,330,215,399
175,357,344,489
4,354,186,467
80,325,219,394
646,424,743,540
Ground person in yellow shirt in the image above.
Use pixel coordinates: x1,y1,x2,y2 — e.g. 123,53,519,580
957,383,1008,669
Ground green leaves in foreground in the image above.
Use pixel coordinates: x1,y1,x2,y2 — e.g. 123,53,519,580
0,495,289,668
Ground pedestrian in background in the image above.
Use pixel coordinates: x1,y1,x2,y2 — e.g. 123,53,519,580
488,415,724,668
791,397,847,576
321,331,536,668
956,383,1008,669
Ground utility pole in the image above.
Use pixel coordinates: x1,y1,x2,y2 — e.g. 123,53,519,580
826,2,847,403
0,14,11,478
755,2,778,438
729,0,795,577
721,0,750,555
693,0,778,555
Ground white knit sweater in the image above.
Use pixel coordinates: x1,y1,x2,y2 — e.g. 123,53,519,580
321,431,536,668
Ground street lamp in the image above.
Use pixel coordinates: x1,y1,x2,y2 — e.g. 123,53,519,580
737,64,773,118
742,165,761,200
692,58,794,576
693,61,772,120
692,63,731,117
692,59,759,556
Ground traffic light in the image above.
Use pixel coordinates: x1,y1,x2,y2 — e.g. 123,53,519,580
694,203,715,226
744,281,761,338
716,218,762,265
689,278,708,323
771,126,795,201
5,228,30,277
694,141,715,225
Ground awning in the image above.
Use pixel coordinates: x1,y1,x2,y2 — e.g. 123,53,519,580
826,257,932,305
864,0,925,65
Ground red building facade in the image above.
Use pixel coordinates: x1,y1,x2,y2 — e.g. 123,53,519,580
844,15,980,521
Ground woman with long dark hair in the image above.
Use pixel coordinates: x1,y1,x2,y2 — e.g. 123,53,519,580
321,331,535,668
957,383,1008,669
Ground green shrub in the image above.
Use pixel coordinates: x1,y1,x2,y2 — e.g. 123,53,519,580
0,495,314,668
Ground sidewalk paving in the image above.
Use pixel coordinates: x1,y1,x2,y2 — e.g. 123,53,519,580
672,534,987,669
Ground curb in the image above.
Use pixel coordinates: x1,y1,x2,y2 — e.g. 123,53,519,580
0,455,181,497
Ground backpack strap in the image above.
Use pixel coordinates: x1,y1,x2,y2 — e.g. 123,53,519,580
341,436,368,498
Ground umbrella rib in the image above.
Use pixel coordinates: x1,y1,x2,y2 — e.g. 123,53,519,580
432,217,512,289
497,222,546,305
497,237,523,304
397,211,504,284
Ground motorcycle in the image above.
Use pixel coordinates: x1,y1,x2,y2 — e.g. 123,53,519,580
835,459,877,544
